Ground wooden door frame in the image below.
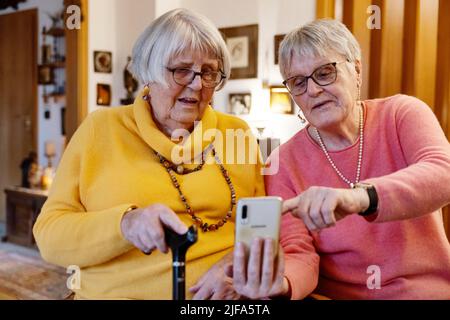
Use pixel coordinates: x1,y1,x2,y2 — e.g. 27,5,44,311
30,9,38,154
342,0,372,100
316,0,336,19
64,0,88,143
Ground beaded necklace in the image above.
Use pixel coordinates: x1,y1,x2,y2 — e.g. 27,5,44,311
154,146,236,232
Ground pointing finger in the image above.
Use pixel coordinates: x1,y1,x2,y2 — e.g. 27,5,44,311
281,197,299,214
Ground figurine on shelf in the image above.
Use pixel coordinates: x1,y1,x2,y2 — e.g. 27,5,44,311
120,56,139,105
20,151,37,188
28,162,42,190
46,9,64,30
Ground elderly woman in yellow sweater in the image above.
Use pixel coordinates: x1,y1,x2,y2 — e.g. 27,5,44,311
33,8,265,300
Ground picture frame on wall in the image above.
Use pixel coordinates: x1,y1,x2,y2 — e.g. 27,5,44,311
97,83,111,106
274,34,286,65
228,93,252,115
270,86,294,114
94,51,112,73
219,24,258,79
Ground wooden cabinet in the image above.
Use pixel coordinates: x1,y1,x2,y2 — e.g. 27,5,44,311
3,187,48,247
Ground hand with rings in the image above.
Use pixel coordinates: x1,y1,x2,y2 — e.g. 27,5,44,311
120,204,188,255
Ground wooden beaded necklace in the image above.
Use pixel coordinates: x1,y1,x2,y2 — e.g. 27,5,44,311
154,146,236,232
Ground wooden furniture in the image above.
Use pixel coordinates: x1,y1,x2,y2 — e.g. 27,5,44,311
64,0,89,142
3,187,48,248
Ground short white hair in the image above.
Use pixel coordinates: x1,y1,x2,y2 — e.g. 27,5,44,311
279,19,361,79
129,8,231,90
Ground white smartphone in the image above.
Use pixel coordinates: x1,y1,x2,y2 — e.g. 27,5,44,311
235,196,282,256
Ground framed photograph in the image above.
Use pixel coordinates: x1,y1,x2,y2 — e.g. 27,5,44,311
228,93,251,115
219,24,258,79
274,34,286,65
94,51,112,73
270,86,294,114
97,83,111,106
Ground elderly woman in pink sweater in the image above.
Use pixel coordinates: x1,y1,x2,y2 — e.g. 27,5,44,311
254,19,450,300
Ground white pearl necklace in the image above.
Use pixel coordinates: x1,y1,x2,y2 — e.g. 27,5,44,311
313,103,364,189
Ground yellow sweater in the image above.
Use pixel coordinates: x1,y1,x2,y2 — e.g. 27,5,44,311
33,88,265,299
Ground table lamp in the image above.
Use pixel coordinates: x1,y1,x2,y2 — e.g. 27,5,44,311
44,141,56,167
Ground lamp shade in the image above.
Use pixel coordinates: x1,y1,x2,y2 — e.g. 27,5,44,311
44,141,56,157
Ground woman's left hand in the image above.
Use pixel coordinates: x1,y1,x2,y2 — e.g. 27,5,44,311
189,253,241,300
233,238,289,299
282,186,370,231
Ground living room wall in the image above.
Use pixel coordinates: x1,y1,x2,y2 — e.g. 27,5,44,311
87,0,316,143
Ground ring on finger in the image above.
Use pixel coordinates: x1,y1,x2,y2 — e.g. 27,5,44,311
143,249,154,255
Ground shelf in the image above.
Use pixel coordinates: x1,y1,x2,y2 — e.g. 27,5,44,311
43,92,65,103
40,61,65,69
47,92,65,98
40,25,65,104
44,27,65,37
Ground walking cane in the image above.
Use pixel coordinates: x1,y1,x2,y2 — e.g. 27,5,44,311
164,225,198,300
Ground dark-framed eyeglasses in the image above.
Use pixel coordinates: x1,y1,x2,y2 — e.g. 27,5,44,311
167,67,226,88
282,61,347,96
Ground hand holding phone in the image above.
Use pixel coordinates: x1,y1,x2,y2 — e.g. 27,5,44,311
233,196,287,299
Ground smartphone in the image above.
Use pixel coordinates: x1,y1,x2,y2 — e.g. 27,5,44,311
235,196,282,256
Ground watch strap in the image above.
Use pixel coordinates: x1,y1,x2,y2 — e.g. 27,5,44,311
358,185,378,216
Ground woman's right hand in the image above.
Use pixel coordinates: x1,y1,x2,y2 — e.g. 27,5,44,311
281,186,370,231
120,204,188,254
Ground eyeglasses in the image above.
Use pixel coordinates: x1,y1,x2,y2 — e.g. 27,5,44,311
282,61,347,96
167,67,226,88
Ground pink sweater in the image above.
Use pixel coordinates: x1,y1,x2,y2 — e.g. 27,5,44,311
266,95,450,299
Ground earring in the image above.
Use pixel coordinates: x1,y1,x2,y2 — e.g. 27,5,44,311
297,113,307,124
143,83,150,101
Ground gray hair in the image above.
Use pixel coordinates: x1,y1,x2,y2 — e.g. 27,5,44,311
279,19,361,79
129,8,230,90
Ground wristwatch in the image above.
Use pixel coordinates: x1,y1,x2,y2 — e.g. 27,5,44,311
352,183,378,216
